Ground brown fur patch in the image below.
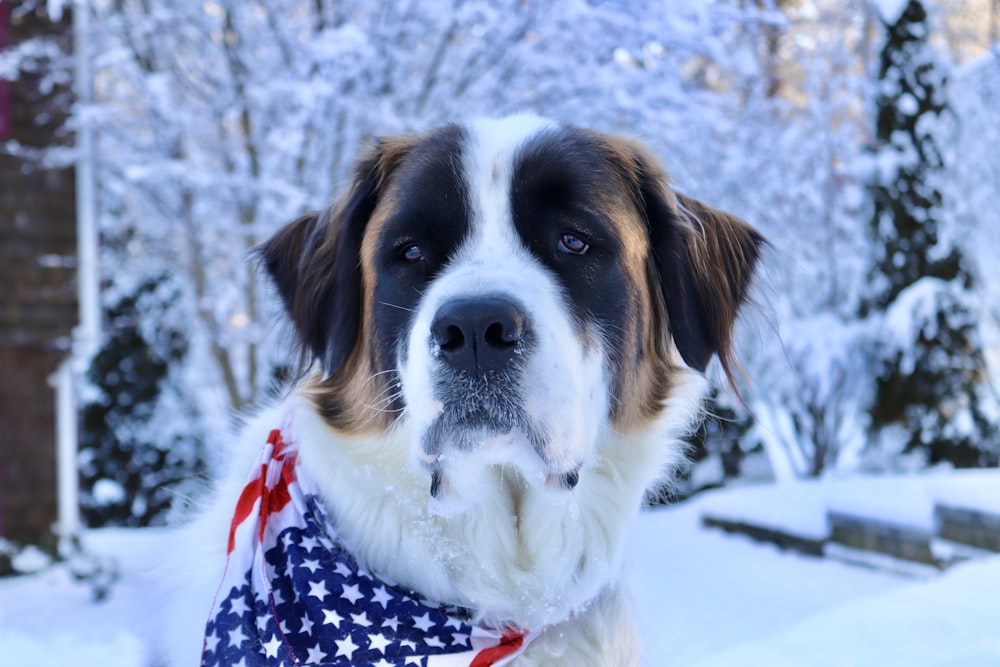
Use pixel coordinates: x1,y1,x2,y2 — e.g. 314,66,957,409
307,134,424,433
674,192,763,383
587,133,762,430
586,134,680,432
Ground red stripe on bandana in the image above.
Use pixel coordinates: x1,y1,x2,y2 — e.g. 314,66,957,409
469,630,526,667
227,430,297,554
228,467,265,554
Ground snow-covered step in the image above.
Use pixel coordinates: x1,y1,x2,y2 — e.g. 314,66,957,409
822,475,939,566
935,505,1000,552
697,479,830,557
698,470,1000,570
928,469,1000,552
826,511,936,566
701,515,825,557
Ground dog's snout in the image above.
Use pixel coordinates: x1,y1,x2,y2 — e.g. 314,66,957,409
431,295,527,374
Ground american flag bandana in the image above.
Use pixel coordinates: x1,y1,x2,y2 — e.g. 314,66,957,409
202,428,536,667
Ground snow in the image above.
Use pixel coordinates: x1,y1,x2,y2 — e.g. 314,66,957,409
696,479,830,539
10,545,54,575
928,470,1000,514
4,479,999,667
882,277,952,371
46,0,67,21
872,0,911,25
0,529,162,667
92,478,127,506
627,495,908,666
825,475,938,531
683,556,1000,667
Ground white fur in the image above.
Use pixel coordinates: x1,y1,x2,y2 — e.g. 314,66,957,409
160,115,712,667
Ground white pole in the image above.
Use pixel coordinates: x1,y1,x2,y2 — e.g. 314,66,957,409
51,360,80,553
54,0,98,552
74,0,99,359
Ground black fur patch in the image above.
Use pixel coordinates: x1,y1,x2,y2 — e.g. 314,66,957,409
370,124,471,373
509,128,633,382
638,171,714,372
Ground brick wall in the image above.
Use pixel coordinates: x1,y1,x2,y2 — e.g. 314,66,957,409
0,1,77,544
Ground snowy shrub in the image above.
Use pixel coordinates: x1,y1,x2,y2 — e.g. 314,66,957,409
867,277,998,466
691,1,878,480
671,386,762,500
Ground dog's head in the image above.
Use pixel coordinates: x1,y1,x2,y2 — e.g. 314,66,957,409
261,115,762,503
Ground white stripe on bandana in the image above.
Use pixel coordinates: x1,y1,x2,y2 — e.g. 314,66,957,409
202,427,535,667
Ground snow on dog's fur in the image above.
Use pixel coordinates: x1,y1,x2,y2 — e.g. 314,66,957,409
162,114,763,666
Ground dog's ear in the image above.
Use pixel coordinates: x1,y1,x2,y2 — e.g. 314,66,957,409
259,139,412,376
634,154,764,380
259,211,325,336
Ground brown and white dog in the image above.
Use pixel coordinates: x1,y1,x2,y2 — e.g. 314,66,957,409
163,114,762,667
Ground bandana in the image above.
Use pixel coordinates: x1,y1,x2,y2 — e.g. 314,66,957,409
202,427,535,667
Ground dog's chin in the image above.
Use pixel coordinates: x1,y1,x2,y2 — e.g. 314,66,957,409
416,414,581,515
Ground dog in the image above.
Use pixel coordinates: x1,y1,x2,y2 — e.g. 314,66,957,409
161,114,762,667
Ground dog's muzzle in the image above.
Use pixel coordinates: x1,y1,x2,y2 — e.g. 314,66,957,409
420,294,584,498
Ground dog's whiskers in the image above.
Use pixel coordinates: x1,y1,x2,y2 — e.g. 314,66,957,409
367,375,404,401
362,367,402,387
378,301,417,313
361,389,405,413
357,368,405,409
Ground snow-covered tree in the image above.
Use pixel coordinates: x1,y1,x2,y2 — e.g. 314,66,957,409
91,0,774,415
74,0,1000,525
81,0,787,522
695,0,877,479
862,0,998,467
943,50,1000,423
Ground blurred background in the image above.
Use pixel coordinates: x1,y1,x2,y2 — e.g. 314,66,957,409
1,0,999,663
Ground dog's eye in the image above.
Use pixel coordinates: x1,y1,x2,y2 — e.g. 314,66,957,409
401,244,423,263
558,233,590,256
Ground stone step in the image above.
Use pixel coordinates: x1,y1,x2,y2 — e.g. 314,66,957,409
935,504,1000,552
701,515,825,557
827,511,937,567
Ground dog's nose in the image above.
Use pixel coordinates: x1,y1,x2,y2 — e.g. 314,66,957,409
431,295,527,375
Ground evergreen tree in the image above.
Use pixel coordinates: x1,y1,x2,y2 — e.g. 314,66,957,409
865,0,998,467
79,277,206,526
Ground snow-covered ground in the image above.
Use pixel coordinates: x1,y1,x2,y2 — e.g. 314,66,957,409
631,486,1000,666
3,480,999,667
